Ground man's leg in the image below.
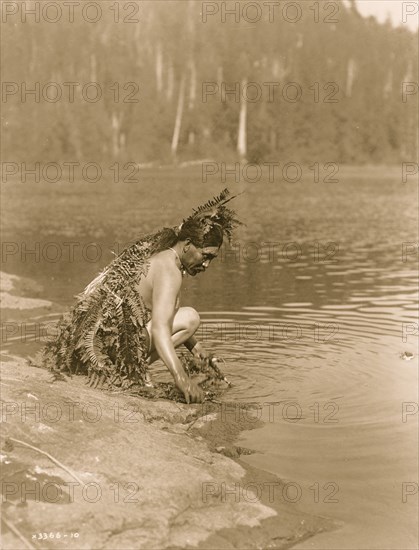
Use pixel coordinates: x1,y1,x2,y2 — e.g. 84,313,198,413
146,306,200,366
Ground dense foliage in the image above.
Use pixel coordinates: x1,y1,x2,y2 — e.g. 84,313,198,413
2,0,417,165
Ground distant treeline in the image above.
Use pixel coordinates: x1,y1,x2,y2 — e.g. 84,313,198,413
2,0,418,165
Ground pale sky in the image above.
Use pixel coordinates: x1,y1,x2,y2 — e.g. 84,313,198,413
347,0,419,30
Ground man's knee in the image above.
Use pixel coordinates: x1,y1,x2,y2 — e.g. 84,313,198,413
184,307,200,333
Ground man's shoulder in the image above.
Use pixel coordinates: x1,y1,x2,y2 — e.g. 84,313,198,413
149,251,181,280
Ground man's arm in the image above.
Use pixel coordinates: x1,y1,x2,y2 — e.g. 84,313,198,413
151,260,203,403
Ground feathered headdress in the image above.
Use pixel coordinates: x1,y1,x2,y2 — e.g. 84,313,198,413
182,188,243,242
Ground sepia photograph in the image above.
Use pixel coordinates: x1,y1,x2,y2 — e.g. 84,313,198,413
1,1,418,549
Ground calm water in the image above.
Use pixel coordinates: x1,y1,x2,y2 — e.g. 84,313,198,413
2,168,418,548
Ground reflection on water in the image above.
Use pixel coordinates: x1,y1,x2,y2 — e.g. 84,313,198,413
2,170,418,548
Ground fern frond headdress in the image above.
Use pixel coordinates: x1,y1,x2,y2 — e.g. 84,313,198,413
177,188,242,247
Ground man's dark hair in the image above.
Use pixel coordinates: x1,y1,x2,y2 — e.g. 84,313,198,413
178,218,223,248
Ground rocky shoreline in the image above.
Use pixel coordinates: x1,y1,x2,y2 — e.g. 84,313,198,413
1,271,336,549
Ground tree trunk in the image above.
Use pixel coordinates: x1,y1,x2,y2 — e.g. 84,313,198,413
112,112,120,158
188,59,196,110
346,58,356,97
171,74,186,157
156,43,163,93
237,78,247,159
167,61,174,101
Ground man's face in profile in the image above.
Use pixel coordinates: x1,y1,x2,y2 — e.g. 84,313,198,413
183,244,219,276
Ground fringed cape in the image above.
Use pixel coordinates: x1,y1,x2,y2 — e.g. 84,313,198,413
37,228,178,392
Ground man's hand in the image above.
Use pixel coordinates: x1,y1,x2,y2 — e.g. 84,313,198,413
174,372,204,404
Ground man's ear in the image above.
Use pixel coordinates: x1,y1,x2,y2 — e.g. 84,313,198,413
183,238,191,251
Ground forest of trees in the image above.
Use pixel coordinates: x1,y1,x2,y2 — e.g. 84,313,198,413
2,0,418,166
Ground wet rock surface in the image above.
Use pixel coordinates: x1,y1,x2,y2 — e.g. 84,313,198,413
1,360,335,549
